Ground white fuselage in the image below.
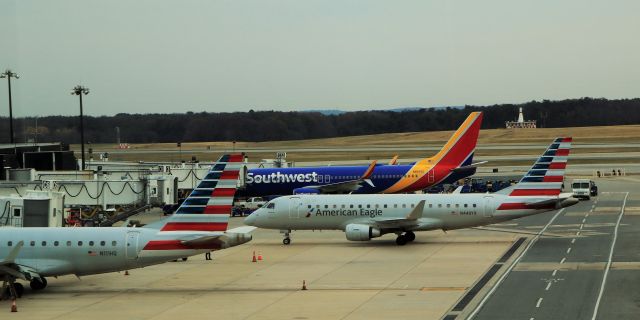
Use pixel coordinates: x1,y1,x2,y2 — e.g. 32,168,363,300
245,193,554,233
0,227,210,277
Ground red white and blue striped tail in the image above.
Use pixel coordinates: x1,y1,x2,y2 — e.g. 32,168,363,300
509,137,572,197
160,153,244,232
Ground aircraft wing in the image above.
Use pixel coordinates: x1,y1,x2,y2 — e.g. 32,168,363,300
0,241,41,281
298,161,377,194
450,161,488,173
369,200,425,229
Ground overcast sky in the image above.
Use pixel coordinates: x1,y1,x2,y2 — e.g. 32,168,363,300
1,0,639,116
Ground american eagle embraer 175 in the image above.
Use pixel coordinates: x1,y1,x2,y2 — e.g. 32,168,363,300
0,154,253,300
238,112,484,196
245,138,578,245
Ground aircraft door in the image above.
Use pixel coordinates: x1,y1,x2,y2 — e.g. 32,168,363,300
126,232,140,259
483,196,494,217
427,169,435,183
288,197,304,219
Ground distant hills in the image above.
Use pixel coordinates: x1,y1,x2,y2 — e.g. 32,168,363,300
1,98,639,144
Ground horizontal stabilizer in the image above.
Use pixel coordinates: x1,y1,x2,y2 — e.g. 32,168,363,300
451,161,487,173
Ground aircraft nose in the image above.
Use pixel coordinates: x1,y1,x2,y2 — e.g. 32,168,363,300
244,211,257,226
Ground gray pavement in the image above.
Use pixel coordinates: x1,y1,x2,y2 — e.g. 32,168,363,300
468,179,640,320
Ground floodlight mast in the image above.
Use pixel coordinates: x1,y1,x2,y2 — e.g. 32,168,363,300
71,85,90,170
1,69,19,144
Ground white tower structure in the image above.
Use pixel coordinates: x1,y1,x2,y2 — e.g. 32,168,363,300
517,107,524,123
506,107,536,128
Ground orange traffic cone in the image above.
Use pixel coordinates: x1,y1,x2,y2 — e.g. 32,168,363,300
252,251,257,263
11,299,17,312
124,270,130,276
302,280,307,290
257,252,263,261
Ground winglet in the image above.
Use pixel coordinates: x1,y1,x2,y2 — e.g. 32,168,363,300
388,155,399,165
405,200,425,220
1,241,23,264
361,160,377,179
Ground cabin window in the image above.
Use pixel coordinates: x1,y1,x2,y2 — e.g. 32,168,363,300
411,204,415,208
308,205,312,209
447,204,451,208
358,204,362,209
341,205,346,209
375,204,379,208
100,241,106,246
394,204,398,208
350,204,354,209
78,241,83,246
324,205,329,209
112,241,117,246
429,204,433,208
7,241,12,246
464,204,468,208
402,204,406,208
473,204,477,208
333,205,337,209
30,241,35,246
438,204,442,208
54,241,59,246
455,204,459,208
367,204,370,208
316,205,320,209
383,204,387,208
67,241,72,246
89,241,94,246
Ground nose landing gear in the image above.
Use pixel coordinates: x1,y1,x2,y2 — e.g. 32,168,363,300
281,230,292,245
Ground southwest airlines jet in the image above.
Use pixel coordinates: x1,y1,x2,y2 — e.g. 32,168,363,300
0,154,253,300
245,138,577,245
239,112,484,196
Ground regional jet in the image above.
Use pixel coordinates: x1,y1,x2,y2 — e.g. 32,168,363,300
245,138,577,245
238,112,484,196
0,154,254,300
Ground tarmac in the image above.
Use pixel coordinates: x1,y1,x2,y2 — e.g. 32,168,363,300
2,177,638,320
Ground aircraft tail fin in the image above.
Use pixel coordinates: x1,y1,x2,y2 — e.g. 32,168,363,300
149,153,244,232
509,137,572,197
430,111,483,168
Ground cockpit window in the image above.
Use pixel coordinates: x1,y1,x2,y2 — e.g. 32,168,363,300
266,202,275,209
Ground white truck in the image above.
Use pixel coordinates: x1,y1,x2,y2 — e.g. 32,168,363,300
235,197,267,211
571,179,598,200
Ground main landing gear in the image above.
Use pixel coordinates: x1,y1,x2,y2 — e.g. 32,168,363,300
281,230,292,245
1,276,24,300
395,231,416,246
29,277,47,291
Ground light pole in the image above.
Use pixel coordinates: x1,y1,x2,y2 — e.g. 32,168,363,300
71,85,89,170
0,69,19,144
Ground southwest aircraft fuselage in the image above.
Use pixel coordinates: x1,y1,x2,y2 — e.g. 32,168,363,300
240,162,475,196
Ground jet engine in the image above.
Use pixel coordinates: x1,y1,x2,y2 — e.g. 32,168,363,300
345,224,381,241
293,187,320,194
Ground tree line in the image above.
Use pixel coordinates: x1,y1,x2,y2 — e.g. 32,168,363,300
2,97,639,144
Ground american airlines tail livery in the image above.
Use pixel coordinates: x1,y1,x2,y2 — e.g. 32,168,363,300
238,112,484,196
0,154,253,299
245,138,578,245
